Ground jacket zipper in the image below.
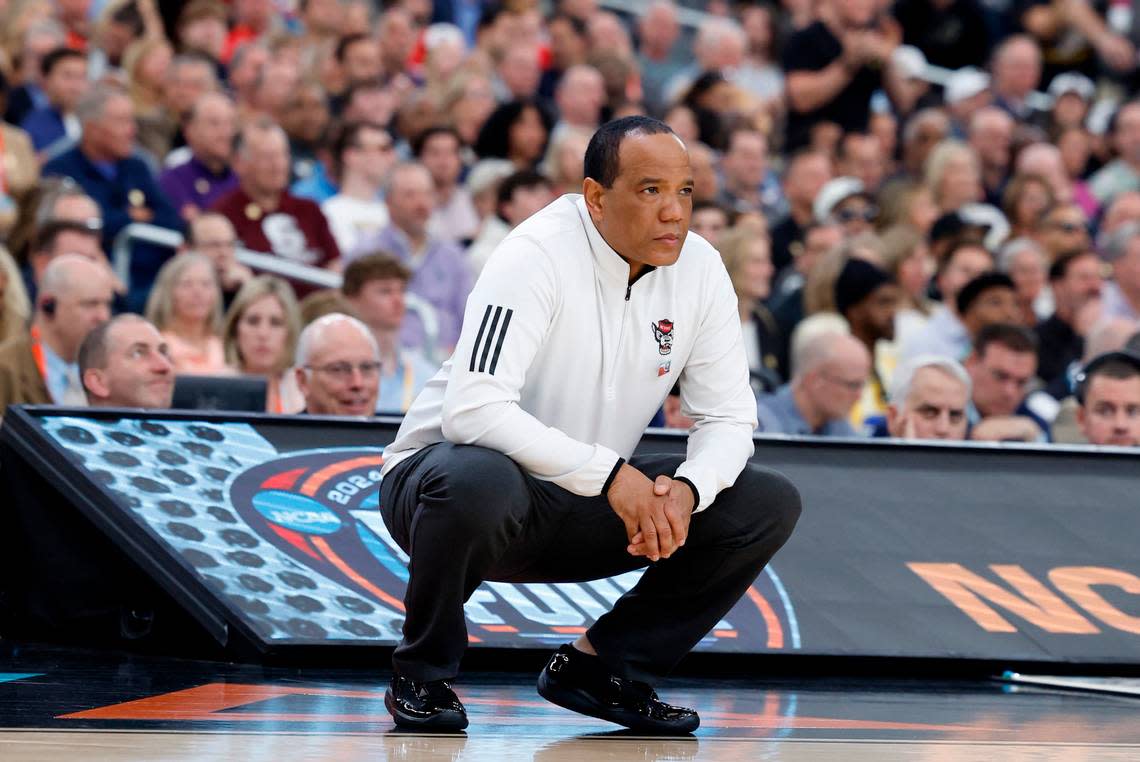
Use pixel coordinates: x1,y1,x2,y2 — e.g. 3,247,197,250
605,284,633,400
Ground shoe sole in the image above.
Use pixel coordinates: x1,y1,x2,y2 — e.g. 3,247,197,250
384,690,469,731
536,670,699,735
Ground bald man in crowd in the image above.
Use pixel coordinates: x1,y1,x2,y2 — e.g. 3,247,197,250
294,313,381,416
886,355,971,440
79,314,175,408
0,254,113,416
758,331,869,436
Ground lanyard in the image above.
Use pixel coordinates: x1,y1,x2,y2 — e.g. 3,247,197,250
29,325,47,381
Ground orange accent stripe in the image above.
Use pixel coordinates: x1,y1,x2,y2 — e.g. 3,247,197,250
746,586,784,649
551,626,587,634
468,634,481,643
481,624,518,633
310,536,405,612
713,630,738,638
300,456,382,496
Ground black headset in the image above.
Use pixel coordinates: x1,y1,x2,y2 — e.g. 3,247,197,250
42,298,56,318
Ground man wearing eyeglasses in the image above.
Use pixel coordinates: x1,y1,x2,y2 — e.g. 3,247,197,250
1035,203,1091,261
813,176,877,236
294,313,380,416
757,330,868,437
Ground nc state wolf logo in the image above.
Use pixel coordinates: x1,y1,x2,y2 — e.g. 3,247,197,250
651,319,674,355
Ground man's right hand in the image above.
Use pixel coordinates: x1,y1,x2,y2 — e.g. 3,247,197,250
606,463,686,562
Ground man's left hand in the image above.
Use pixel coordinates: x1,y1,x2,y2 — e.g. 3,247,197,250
629,476,694,559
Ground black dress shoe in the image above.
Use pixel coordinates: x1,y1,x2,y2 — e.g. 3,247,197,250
385,675,469,730
536,644,699,734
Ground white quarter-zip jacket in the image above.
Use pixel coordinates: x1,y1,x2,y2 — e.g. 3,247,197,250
381,194,758,512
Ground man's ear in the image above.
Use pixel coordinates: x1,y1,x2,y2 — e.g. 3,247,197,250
583,177,605,217
885,403,901,437
83,368,109,400
294,366,309,399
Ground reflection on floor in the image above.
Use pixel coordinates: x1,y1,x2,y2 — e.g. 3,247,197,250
1,644,1138,760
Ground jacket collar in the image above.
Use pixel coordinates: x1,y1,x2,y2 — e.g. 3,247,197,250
575,194,637,286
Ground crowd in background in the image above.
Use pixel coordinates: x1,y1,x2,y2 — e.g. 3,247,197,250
2,0,1140,447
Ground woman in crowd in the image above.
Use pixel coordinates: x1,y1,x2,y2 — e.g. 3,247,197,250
0,70,39,243
999,237,1051,325
877,179,939,236
718,223,782,386
1003,172,1056,240
879,225,935,348
473,99,553,170
924,140,983,214
145,253,227,375
223,276,304,413
540,126,592,197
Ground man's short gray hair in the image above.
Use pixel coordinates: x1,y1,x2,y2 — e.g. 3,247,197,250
889,354,972,404
997,236,1045,273
295,313,379,368
75,83,128,126
1099,220,1140,263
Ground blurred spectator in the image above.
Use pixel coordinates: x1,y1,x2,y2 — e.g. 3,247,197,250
1052,319,1138,441
341,254,439,413
899,238,994,361
989,35,1042,123
1034,202,1091,259
42,84,182,312
0,250,27,343
665,17,747,106
886,354,971,440
1024,0,1135,81
1015,143,1074,206
717,126,782,218
122,37,175,158
222,275,303,413
464,158,516,227
814,177,877,236
965,323,1049,441
1075,351,1140,446
23,219,108,305
183,212,252,310
968,108,1014,207
894,0,991,70
0,72,39,242
771,222,845,343
223,2,274,63
876,179,939,235
467,169,555,276
784,0,909,151
1099,221,1140,321
144,252,227,375
835,258,902,428
944,67,993,135
474,99,554,170
925,140,983,214
1002,172,1055,239
298,288,359,326
417,126,479,243
998,237,1050,326
1089,101,1140,206
150,53,221,160
331,34,383,112
541,13,590,99
1100,190,1140,234
956,272,1021,342
1036,250,1104,398
294,312,380,416
0,254,113,413
686,141,720,203
1048,73,1096,133
837,132,887,197
281,82,332,186
176,1,229,64
758,331,869,437
636,1,684,113
322,121,394,255
879,225,936,339
553,65,606,139
213,118,341,280
494,44,543,103
158,91,239,221
718,224,782,385
689,201,731,248
20,47,87,154
5,19,67,127
540,126,591,196
737,1,786,105
900,108,951,179
350,162,472,352
78,314,175,409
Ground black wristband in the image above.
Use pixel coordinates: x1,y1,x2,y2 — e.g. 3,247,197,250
601,457,626,498
674,476,700,510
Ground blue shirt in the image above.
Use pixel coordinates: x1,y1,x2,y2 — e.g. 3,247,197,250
376,350,440,414
20,106,67,151
41,340,77,405
758,383,858,437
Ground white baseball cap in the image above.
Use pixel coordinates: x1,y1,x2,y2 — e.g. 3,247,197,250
813,177,868,223
1048,72,1096,102
944,67,990,105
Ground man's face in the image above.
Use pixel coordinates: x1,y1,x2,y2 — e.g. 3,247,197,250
419,132,462,189
585,133,693,272
852,283,902,342
970,114,1013,169
87,320,175,408
962,286,1020,336
841,135,886,193
350,277,406,332
833,195,876,235
500,46,541,99
939,246,993,307
166,62,215,115
995,40,1041,99
238,130,290,198
968,344,1036,417
1054,254,1103,317
342,39,382,84
1116,237,1140,293
1039,205,1090,257
186,97,237,165
50,268,114,356
191,215,239,270
1079,375,1140,446
548,17,587,69
1115,104,1140,166
558,68,605,128
690,207,729,245
296,323,380,416
724,131,767,190
45,57,88,112
48,231,104,265
92,94,137,159
797,225,843,275
785,155,832,209
809,352,870,421
304,0,342,35
502,183,555,227
345,126,396,186
387,166,436,239
889,366,969,440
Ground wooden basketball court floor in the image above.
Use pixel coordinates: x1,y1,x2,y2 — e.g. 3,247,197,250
1,644,1138,761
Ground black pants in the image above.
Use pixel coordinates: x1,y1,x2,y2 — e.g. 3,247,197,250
379,442,801,684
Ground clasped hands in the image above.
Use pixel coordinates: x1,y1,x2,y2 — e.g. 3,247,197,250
606,463,694,563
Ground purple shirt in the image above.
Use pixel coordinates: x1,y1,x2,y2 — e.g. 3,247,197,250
158,156,239,217
351,225,472,352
